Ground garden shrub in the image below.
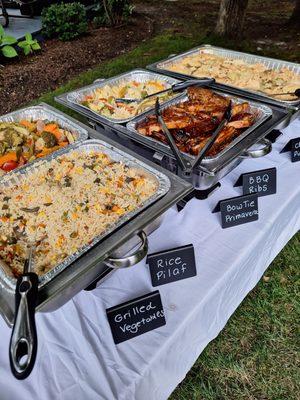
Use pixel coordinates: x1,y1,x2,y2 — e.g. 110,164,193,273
93,0,134,27
41,2,88,41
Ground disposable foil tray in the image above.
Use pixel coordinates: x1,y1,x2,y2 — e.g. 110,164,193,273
0,139,170,292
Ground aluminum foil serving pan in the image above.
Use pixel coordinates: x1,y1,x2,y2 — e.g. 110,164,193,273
0,139,171,294
65,69,183,124
148,44,300,108
0,116,192,327
0,104,89,176
126,89,272,167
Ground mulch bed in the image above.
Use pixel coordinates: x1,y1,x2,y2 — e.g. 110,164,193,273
0,14,153,114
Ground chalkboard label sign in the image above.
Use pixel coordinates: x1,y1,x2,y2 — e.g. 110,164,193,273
280,137,300,162
213,193,259,228
291,138,300,162
106,291,166,344
147,244,196,287
234,167,276,197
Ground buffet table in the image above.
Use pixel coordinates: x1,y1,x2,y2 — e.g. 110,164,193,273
0,118,299,400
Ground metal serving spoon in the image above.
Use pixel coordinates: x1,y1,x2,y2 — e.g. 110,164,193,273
263,88,300,97
115,78,215,104
9,206,40,380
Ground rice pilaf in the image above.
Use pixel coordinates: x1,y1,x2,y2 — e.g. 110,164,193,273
0,150,157,277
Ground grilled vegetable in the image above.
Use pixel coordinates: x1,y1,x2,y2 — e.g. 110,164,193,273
1,161,19,172
0,120,76,174
0,152,18,166
41,131,58,148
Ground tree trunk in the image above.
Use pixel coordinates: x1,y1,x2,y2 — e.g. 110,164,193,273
103,0,115,26
215,0,249,39
289,0,300,26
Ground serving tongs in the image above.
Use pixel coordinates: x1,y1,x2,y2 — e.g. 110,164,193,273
155,98,232,179
9,207,40,380
116,78,215,104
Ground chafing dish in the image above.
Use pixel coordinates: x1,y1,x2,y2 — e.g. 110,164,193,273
147,44,300,128
0,104,193,327
65,69,183,124
127,91,272,158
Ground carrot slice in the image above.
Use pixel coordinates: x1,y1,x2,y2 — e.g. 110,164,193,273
59,142,68,147
52,129,62,141
36,146,60,158
19,120,36,131
44,123,59,133
0,152,17,166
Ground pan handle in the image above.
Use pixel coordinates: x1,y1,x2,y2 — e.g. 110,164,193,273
93,78,105,84
9,272,38,380
88,120,97,130
104,231,148,269
240,138,272,159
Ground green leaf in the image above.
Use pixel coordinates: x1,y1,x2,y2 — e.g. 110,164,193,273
1,45,18,58
0,25,4,38
23,45,31,56
17,40,27,48
1,35,18,45
31,42,41,51
25,32,32,42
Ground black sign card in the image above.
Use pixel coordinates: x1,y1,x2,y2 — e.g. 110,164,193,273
280,139,292,153
291,138,300,162
146,244,197,287
280,137,300,162
212,193,259,229
234,167,276,197
106,290,166,344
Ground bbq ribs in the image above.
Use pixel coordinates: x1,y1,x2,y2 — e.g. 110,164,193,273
136,87,255,157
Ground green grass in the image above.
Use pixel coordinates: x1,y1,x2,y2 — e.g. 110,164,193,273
171,233,300,400
29,15,300,400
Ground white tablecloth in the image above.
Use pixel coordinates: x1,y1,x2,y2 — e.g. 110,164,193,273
0,119,299,400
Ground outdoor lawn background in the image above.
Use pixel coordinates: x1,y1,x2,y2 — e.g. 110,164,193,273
1,1,299,399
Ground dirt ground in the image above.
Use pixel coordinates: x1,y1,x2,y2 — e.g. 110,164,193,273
0,0,299,113
0,14,153,113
